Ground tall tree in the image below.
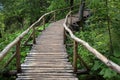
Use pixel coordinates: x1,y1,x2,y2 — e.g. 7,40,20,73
79,0,85,20
70,0,74,10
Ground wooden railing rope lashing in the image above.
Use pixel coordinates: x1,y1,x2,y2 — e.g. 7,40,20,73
63,11,120,74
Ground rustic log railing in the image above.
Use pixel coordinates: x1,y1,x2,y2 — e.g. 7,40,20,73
63,11,120,74
0,4,80,74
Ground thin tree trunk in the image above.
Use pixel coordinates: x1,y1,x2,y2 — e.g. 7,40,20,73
0,32,2,38
79,0,85,20
106,0,114,54
78,0,85,30
70,0,74,10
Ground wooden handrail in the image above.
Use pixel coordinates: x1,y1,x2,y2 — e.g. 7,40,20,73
63,11,120,74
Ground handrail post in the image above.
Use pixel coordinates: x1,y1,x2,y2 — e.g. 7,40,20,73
54,12,56,22
43,17,45,30
16,40,21,73
73,40,78,73
33,26,36,44
70,13,72,25
66,16,69,26
64,28,66,44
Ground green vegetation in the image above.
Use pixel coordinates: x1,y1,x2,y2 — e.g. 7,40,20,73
66,0,120,80
0,0,120,80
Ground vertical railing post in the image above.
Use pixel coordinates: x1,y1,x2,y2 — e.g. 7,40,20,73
64,15,69,44
33,26,36,44
64,28,66,44
54,12,56,22
16,40,21,73
66,15,69,26
43,17,45,30
70,12,72,25
73,40,78,73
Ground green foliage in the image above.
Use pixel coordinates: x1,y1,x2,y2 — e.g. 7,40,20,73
100,68,117,79
0,0,50,33
67,0,120,80
0,25,43,79
0,13,5,37
79,0,120,79
0,0,120,80
48,0,69,11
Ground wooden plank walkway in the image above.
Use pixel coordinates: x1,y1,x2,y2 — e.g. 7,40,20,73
16,19,78,80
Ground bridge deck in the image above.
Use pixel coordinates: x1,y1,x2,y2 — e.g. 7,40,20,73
16,19,78,80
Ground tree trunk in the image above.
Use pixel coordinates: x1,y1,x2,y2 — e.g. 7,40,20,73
79,0,85,20
105,0,114,54
70,0,74,10
0,32,2,38
78,0,85,30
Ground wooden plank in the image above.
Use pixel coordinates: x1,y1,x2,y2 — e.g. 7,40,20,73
22,59,71,64
31,47,65,49
17,73,74,76
21,64,72,68
23,61,71,64
32,45,65,49
17,75,76,78
25,56,68,59
27,54,68,57
16,77,78,80
30,49,66,52
22,62,71,66
21,67,73,70
28,52,67,55
22,69,73,73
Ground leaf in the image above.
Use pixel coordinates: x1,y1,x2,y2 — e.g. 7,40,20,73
100,68,117,79
104,68,117,79
92,61,102,70
114,51,120,57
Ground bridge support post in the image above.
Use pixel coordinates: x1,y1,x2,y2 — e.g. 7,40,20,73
33,26,36,44
16,40,21,73
64,28,66,44
70,13,72,25
54,12,56,22
73,40,78,73
43,17,45,30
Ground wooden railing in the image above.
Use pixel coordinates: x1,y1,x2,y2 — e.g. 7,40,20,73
0,4,80,74
63,11,120,74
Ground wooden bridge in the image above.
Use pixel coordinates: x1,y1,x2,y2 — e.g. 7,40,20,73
0,4,120,80
16,19,79,80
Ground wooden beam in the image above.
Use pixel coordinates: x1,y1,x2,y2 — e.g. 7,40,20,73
33,27,36,44
3,53,16,68
77,54,90,70
16,40,21,73
73,40,78,73
54,12,56,22
24,32,33,46
43,17,45,30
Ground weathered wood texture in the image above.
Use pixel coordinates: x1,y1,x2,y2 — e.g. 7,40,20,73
16,19,78,80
